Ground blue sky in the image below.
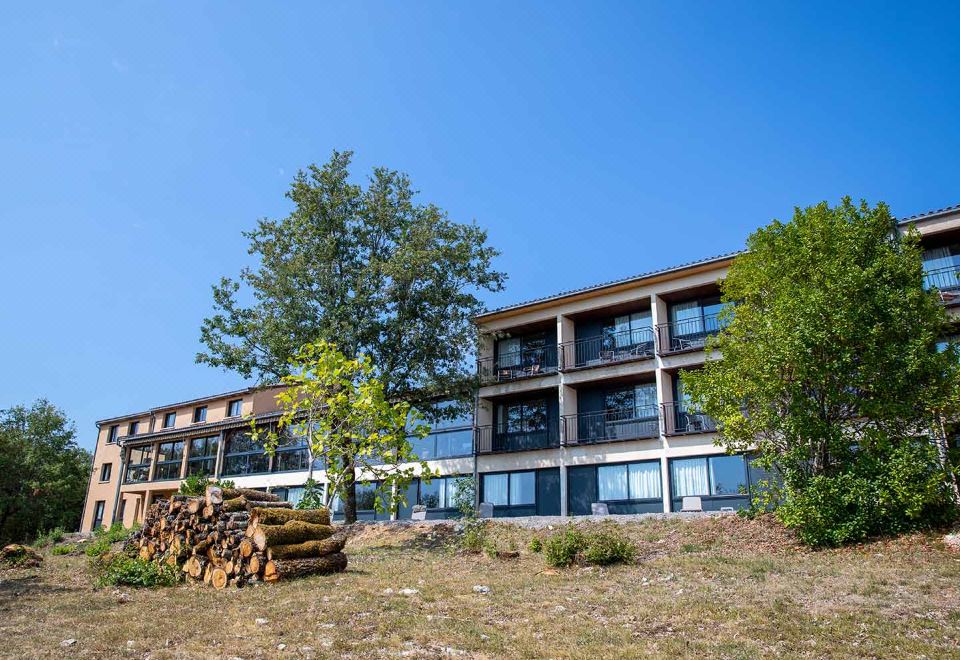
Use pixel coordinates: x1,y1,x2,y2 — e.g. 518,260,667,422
2,2,958,450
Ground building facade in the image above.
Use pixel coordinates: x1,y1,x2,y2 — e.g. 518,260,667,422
81,203,960,531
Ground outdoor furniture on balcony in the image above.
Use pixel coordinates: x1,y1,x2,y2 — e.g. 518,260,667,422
563,407,660,445
478,345,559,385
561,329,656,370
657,312,724,355
662,401,718,435
474,424,561,453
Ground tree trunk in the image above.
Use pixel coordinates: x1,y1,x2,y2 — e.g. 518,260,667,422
266,537,345,561
252,522,334,551
934,414,960,504
263,552,347,582
222,488,281,502
343,455,357,524
250,507,330,526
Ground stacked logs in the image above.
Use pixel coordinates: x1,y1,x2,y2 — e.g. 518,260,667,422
125,486,346,588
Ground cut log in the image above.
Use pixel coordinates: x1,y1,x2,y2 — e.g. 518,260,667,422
186,556,206,579
239,538,255,558
267,537,345,561
251,507,331,526
186,498,204,515
253,522,334,551
248,553,265,575
202,505,216,519
263,553,347,582
205,485,224,506
210,567,229,590
222,497,249,513
222,488,280,502
248,501,293,509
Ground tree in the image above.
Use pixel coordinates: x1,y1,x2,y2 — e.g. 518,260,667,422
197,151,504,514
0,400,92,544
682,198,959,545
253,341,433,523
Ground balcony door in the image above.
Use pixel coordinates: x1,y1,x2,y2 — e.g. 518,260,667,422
603,311,653,355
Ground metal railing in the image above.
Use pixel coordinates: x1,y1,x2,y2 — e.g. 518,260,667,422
560,328,656,370
562,406,660,444
656,312,724,355
661,401,718,435
477,344,559,385
923,265,960,292
474,422,561,454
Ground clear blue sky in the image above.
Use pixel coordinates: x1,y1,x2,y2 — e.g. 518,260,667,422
2,2,958,451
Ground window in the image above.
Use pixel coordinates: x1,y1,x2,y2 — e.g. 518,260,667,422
409,428,474,460
193,406,207,423
227,399,243,417
125,446,152,482
923,245,960,290
273,430,312,472
154,441,184,480
221,430,269,476
99,463,112,482
188,435,219,476
418,476,468,509
482,471,536,506
106,425,119,444
163,412,176,428
272,486,307,508
670,455,748,498
91,501,105,531
117,498,126,523
604,311,653,349
668,297,730,348
127,421,139,436
496,399,548,434
496,333,551,372
605,383,658,416
597,462,661,501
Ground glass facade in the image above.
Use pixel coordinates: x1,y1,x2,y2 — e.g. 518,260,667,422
154,440,184,480
188,435,218,476
221,430,269,476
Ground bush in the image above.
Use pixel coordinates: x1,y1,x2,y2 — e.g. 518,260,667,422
777,442,956,547
541,526,636,568
179,473,236,496
32,527,66,549
527,537,543,553
92,553,180,588
297,478,325,510
460,519,487,553
84,537,112,557
51,544,75,556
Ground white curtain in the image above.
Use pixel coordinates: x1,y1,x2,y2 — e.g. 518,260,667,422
671,458,708,497
629,462,662,499
614,311,652,347
510,472,536,505
498,338,521,367
671,301,703,334
634,383,658,412
598,465,628,500
285,487,305,508
483,474,508,506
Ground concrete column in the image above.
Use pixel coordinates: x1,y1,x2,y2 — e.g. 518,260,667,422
651,294,674,513
557,314,575,516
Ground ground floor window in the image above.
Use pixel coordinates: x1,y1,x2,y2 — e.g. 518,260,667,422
597,461,661,501
482,471,536,506
272,486,306,508
670,454,748,499
418,475,469,509
91,500,105,530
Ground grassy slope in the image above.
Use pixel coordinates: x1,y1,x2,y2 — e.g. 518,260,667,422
0,516,958,659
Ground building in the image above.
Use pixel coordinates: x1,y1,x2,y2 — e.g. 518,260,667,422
81,203,960,531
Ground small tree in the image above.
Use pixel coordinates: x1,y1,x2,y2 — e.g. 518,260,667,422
683,198,959,545
254,341,433,523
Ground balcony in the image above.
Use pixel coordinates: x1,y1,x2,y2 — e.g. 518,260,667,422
560,328,656,371
662,402,718,435
656,313,724,355
477,345,559,385
924,265,960,300
475,422,560,454
562,407,660,445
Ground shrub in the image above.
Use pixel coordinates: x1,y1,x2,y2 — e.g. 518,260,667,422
84,537,112,557
451,476,476,518
296,478,325,510
527,537,543,553
179,473,236,496
32,527,66,549
51,544,75,556
581,529,636,565
541,526,636,567
460,519,487,553
92,554,180,588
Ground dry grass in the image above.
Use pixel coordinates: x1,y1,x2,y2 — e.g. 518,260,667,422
1,516,959,659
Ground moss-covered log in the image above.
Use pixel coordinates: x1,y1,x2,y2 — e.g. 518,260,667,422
266,536,345,560
263,552,347,582
253,522,334,551
222,488,280,502
251,507,331,526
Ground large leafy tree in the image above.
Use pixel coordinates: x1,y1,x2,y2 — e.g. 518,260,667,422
683,198,959,544
0,400,92,544
254,341,432,522
198,151,505,513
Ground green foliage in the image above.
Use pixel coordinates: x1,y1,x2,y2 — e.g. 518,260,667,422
459,519,487,554
197,150,505,414
178,473,235,496
51,544,75,555
85,522,137,556
253,340,434,522
682,198,960,545
92,554,180,588
451,476,476,519
541,526,637,567
0,400,91,545
527,537,543,553
32,527,65,548
84,537,112,557
296,478,325,510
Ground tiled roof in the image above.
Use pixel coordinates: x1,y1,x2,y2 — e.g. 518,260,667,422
96,385,271,425
896,203,960,225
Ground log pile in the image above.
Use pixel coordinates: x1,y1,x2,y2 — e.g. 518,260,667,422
125,486,346,588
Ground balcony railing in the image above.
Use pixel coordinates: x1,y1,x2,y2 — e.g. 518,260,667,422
662,402,718,435
656,312,725,355
924,265,960,293
560,328,656,370
477,345,559,385
562,406,660,445
475,422,560,453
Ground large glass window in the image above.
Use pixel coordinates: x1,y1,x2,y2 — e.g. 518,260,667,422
605,311,653,349
598,462,661,501
125,446,152,482
410,428,474,460
923,245,960,290
273,486,306,508
154,441,184,480
273,430,312,472
483,471,535,506
221,430,269,476
188,435,219,476
91,501,105,530
497,399,547,434
668,297,731,349
671,455,748,498
418,476,469,509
